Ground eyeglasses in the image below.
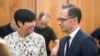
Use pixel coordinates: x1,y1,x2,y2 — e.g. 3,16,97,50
57,17,72,23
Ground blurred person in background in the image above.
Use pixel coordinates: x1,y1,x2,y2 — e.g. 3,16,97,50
34,12,59,56
0,38,11,56
0,19,18,38
91,28,100,56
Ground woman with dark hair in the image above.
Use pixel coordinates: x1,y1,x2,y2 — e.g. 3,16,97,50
4,9,47,56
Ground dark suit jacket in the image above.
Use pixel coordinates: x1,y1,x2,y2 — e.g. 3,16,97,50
58,29,98,56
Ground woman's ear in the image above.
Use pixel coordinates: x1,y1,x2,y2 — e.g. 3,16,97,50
17,21,23,27
71,17,78,25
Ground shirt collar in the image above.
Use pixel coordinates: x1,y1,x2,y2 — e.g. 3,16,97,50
69,27,80,39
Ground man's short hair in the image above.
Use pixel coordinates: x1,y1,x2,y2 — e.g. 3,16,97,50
38,12,50,20
62,4,82,23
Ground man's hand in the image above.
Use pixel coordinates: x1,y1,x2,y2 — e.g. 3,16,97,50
50,39,59,56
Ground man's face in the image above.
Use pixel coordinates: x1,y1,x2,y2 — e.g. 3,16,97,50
37,16,50,30
57,9,73,32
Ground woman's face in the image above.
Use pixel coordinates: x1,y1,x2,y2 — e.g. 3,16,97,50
18,20,36,34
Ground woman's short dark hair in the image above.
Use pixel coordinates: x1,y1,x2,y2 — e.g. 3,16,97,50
14,9,36,27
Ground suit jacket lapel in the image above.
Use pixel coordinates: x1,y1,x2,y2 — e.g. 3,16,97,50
67,29,83,55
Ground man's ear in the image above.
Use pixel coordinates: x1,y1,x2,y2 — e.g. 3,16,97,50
71,17,78,25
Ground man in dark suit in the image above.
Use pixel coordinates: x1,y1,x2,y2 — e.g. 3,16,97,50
57,4,98,56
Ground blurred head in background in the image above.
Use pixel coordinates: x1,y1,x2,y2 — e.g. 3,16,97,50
0,38,11,56
36,12,50,30
91,28,100,54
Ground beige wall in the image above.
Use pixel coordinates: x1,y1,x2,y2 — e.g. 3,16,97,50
0,0,35,26
0,0,100,39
